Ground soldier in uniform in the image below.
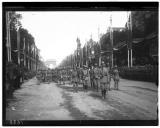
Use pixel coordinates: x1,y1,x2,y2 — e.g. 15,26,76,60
113,65,120,90
90,66,95,89
100,61,109,99
69,68,73,85
62,69,65,85
78,67,83,86
42,69,46,82
72,66,78,92
82,65,89,92
36,69,41,85
59,69,63,85
46,69,50,84
51,69,54,82
107,63,111,91
93,63,101,92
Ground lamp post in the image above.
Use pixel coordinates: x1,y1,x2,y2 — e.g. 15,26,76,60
110,14,114,68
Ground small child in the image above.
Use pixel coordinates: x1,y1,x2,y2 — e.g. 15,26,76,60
113,65,120,90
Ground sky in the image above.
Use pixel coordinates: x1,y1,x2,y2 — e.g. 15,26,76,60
18,11,128,66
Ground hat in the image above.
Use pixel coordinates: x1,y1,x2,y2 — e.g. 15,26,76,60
83,65,87,68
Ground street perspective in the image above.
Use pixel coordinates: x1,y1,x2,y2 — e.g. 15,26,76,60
3,3,158,126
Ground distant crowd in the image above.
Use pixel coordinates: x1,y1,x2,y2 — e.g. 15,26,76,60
36,61,120,99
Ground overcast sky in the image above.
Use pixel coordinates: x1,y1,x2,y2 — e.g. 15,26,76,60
18,11,128,66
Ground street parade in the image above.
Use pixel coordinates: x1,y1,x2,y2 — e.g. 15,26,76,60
36,64,120,99
4,6,158,123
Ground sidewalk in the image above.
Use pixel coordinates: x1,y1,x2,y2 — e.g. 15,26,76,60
119,78,157,91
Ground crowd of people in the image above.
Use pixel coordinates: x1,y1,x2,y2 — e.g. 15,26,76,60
36,61,120,99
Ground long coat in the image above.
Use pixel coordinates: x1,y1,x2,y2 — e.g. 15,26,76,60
100,67,109,84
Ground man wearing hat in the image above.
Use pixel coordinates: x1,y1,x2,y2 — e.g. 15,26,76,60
93,63,101,92
90,66,95,89
36,69,41,85
82,65,89,92
107,63,111,91
113,65,120,90
100,61,109,99
72,66,78,92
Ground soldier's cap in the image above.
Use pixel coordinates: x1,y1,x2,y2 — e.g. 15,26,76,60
83,65,87,68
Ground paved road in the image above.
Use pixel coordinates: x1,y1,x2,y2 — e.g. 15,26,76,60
6,77,158,120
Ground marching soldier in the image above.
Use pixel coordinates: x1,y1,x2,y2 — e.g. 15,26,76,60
82,65,89,92
46,69,50,84
100,61,109,99
51,69,55,81
59,69,63,85
78,67,83,85
36,69,41,85
113,65,120,90
93,63,101,92
72,66,78,92
69,69,73,84
62,69,65,85
107,63,111,91
90,66,95,89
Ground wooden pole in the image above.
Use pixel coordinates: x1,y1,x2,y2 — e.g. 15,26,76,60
17,28,20,65
130,11,133,67
23,38,26,66
110,14,114,67
98,27,101,67
28,42,30,70
128,49,130,67
6,11,12,62
131,49,133,67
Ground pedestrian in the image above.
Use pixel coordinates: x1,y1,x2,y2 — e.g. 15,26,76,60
100,61,109,99
113,65,120,90
93,63,101,92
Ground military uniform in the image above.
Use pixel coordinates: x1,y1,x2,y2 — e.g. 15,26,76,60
93,66,101,91
36,70,41,85
82,66,89,91
45,70,50,83
72,68,78,92
113,67,120,90
100,64,109,99
89,67,95,89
